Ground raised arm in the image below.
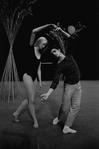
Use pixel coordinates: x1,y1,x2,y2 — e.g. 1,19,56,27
32,24,52,33
29,31,35,46
57,27,70,38
29,24,50,46
29,24,57,46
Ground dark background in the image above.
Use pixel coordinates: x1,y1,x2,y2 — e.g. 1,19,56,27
0,0,99,81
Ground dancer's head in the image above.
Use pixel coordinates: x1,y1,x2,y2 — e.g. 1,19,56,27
34,37,48,59
34,37,48,51
51,48,64,59
67,25,75,35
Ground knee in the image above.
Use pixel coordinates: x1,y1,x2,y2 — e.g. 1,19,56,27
62,106,69,113
23,73,28,81
28,95,35,104
70,104,80,114
23,73,32,85
29,99,35,105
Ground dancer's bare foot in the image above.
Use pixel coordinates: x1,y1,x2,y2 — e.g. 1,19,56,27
34,120,39,128
13,113,19,122
63,125,77,134
34,123,39,128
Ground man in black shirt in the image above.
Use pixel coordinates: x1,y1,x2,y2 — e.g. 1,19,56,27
41,25,82,134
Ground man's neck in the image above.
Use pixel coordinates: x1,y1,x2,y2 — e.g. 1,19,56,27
58,55,65,63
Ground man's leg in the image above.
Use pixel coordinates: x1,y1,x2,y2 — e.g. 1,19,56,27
53,83,75,125
63,82,82,133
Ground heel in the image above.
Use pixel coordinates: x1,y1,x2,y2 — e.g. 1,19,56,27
13,113,19,122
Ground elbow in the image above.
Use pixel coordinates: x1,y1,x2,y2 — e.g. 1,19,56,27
29,32,35,46
32,29,35,33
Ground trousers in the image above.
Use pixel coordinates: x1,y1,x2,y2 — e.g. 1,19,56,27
58,81,82,127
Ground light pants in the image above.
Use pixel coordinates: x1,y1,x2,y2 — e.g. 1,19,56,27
58,81,82,127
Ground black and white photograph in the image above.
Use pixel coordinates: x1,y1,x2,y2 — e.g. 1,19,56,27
0,0,98,149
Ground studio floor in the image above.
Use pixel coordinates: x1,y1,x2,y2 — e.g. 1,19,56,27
0,81,99,149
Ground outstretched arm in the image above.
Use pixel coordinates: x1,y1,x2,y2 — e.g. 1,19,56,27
40,88,54,102
40,63,61,102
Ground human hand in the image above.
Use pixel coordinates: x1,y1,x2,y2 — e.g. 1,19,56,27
54,27,61,31
40,93,49,103
39,85,42,90
49,23,57,29
39,82,42,90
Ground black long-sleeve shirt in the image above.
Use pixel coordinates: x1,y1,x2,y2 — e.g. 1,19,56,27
50,55,80,90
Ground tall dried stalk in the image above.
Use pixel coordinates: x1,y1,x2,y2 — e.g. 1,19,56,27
0,0,37,102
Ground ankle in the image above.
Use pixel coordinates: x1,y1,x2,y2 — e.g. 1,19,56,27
13,112,18,116
64,125,69,129
34,119,38,123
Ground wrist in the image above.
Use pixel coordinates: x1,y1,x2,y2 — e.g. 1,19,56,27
47,88,54,96
46,92,50,97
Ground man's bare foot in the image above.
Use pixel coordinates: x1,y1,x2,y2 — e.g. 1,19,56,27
63,125,77,134
53,117,59,125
